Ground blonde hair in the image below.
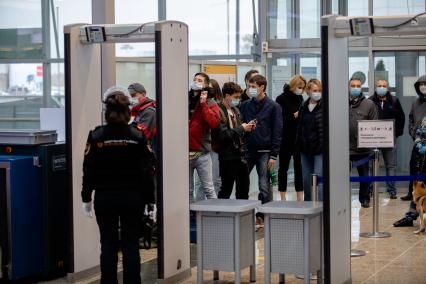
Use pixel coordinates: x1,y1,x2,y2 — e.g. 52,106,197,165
288,75,307,92
306,79,322,92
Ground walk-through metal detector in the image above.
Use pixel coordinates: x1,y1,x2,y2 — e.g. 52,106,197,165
64,21,189,283
321,14,426,283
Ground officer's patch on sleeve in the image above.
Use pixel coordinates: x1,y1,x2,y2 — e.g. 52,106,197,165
84,143,91,155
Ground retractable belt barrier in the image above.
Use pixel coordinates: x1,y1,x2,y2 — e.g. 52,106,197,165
311,150,426,247
316,174,426,184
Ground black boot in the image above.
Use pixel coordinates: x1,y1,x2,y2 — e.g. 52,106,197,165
393,216,414,227
400,194,413,201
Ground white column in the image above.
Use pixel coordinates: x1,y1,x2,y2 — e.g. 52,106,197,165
321,15,352,284
92,0,116,93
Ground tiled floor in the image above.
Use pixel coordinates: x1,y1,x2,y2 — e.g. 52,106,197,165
40,188,426,284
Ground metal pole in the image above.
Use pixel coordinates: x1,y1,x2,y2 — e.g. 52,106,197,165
360,149,391,238
373,149,379,233
311,174,319,202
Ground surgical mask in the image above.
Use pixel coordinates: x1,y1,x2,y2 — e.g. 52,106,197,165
376,87,387,96
230,98,240,107
249,88,258,98
130,97,139,105
190,81,203,91
295,88,304,95
417,142,426,155
350,87,361,97
420,85,426,95
311,92,322,101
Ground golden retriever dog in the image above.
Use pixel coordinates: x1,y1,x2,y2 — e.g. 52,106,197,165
413,181,426,234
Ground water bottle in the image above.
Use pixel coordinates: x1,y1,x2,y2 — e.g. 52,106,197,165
269,169,278,187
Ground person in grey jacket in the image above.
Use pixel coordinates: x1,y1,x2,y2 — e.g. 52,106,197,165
349,77,378,208
394,75,426,227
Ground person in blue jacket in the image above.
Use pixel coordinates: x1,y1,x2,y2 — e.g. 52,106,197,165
240,74,282,225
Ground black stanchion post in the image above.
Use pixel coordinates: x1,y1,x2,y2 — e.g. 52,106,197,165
360,149,391,238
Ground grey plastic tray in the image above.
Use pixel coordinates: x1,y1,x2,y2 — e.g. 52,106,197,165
190,199,261,213
259,201,323,215
0,129,58,145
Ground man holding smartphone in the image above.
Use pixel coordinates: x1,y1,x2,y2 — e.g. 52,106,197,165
240,74,282,225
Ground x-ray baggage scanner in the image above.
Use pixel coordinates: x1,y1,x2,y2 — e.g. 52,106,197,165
321,14,426,283
64,21,189,283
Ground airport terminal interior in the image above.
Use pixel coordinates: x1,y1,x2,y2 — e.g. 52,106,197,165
1,0,426,283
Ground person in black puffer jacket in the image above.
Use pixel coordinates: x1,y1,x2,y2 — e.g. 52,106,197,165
82,86,155,284
276,75,306,201
369,79,405,199
297,79,324,201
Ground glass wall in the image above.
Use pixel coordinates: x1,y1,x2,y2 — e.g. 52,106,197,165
0,0,42,59
167,0,237,55
346,0,369,16
49,0,92,58
268,0,292,39
300,0,320,38
373,0,425,15
115,0,157,57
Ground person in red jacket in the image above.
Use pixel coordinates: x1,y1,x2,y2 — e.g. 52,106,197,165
188,72,220,203
128,83,157,152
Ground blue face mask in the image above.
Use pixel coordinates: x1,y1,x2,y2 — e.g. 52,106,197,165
311,92,322,101
249,88,258,98
190,81,202,91
230,98,240,107
376,87,387,96
417,142,426,155
350,87,361,97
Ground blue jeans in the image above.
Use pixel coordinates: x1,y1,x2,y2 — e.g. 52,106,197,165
194,152,221,201
189,153,217,203
301,153,323,201
380,147,397,195
247,152,271,204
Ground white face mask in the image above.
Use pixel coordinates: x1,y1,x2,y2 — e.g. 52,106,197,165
311,92,322,101
191,81,203,91
420,85,426,95
130,97,139,105
295,88,304,95
249,88,258,98
230,98,240,107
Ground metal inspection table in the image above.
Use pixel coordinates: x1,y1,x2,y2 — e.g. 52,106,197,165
259,201,323,284
190,199,261,284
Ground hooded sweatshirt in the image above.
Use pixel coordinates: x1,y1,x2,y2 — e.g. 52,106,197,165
409,75,426,140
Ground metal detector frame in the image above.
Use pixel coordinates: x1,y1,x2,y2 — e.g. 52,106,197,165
321,14,426,284
64,21,189,283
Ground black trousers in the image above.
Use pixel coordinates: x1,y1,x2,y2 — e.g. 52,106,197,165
350,154,371,204
278,146,303,192
218,158,250,199
408,147,416,196
94,190,144,284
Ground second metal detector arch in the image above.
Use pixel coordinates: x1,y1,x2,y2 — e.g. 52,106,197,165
321,14,426,284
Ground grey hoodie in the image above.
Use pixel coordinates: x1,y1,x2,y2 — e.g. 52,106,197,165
409,75,426,139
349,94,379,155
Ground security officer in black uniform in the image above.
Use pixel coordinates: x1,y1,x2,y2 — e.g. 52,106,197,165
81,86,155,284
